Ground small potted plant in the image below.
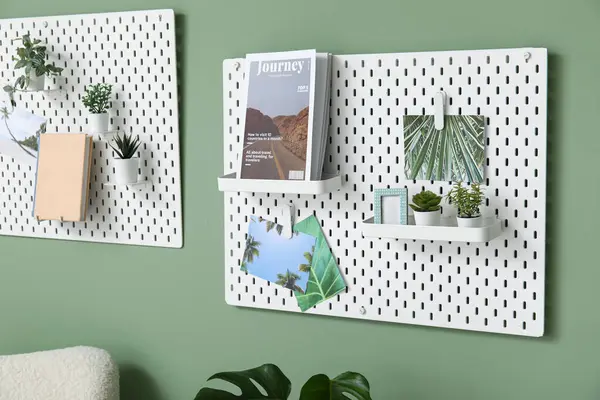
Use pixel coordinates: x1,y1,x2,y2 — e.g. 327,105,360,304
409,190,442,226
82,83,112,133
110,132,141,185
3,34,63,101
446,181,485,227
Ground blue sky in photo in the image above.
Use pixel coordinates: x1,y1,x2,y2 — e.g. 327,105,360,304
245,217,315,291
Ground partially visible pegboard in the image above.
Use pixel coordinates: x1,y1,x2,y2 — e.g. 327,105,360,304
223,48,547,336
0,9,182,248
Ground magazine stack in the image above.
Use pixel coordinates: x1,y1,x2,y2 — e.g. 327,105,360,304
237,49,332,181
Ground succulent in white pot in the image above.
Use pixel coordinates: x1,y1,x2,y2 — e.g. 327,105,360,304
82,83,112,133
409,190,442,226
446,181,485,228
2,34,64,106
110,132,141,185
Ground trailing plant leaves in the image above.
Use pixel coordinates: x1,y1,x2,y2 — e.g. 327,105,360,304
194,363,291,400
299,372,372,400
293,216,346,311
8,34,64,98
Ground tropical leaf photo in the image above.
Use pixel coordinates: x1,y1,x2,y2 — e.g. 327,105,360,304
293,215,346,312
404,115,485,183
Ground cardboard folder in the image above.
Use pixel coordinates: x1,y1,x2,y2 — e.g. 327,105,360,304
33,134,93,222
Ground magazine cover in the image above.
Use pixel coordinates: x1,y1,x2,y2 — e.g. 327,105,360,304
239,50,316,181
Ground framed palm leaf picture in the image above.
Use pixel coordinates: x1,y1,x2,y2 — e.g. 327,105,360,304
404,115,485,183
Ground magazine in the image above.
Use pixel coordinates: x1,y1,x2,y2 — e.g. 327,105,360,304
238,50,317,181
311,53,332,180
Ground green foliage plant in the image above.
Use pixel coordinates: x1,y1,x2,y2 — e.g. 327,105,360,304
109,132,141,159
194,363,372,400
409,190,442,212
445,181,484,218
3,34,64,105
82,83,113,114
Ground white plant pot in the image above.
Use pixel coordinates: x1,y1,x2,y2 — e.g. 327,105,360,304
88,112,109,133
28,73,45,91
413,210,441,226
457,215,482,228
113,157,139,185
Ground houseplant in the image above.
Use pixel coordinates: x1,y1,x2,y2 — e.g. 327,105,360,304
445,181,485,227
3,34,64,104
194,363,372,400
82,83,112,133
409,190,442,226
109,132,141,185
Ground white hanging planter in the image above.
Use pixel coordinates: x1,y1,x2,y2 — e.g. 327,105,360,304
413,210,441,226
113,157,139,185
456,215,482,228
27,73,45,91
88,112,109,133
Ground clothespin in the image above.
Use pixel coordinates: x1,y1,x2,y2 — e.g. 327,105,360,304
434,91,446,130
280,203,295,239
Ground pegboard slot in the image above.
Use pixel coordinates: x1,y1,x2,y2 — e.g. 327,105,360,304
361,217,502,243
218,172,342,195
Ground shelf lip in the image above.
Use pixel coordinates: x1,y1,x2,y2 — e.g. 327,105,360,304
217,172,342,195
361,216,502,243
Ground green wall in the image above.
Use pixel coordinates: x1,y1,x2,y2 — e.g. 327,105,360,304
0,0,597,399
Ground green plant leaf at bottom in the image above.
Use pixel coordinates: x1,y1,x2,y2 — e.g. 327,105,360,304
194,363,291,400
299,372,372,400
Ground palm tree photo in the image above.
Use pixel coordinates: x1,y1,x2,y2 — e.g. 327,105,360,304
243,235,261,266
275,270,304,292
298,246,314,273
404,114,485,183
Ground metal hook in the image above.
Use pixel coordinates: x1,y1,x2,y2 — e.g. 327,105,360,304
359,306,367,315
524,52,531,63
280,203,295,239
434,91,446,130
43,21,48,28
234,62,241,71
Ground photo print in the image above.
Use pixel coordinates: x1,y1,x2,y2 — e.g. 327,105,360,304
404,115,485,183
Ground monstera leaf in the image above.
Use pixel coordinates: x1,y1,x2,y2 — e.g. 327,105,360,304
194,364,291,400
299,372,372,400
293,216,346,311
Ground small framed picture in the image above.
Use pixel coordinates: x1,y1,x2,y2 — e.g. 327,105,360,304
374,188,408,225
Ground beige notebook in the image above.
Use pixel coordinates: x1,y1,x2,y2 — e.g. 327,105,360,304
33,134,93,222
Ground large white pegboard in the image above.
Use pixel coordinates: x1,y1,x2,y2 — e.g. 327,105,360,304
0,9,182,248
223,48,547,336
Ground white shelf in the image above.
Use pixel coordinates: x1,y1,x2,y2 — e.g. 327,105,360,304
361,216,502,243
217,172,342,195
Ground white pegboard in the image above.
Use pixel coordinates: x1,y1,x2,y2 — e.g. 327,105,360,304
223,48,546,336
0,9,182,248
